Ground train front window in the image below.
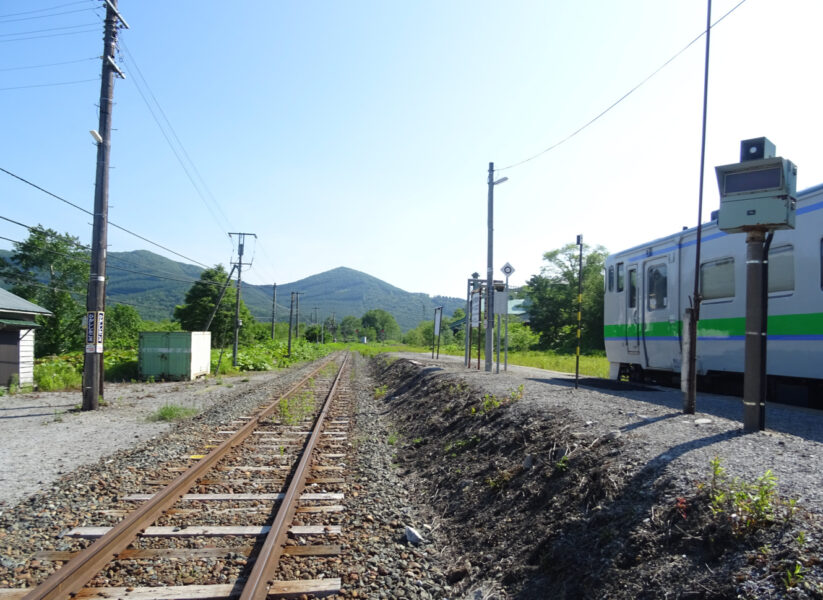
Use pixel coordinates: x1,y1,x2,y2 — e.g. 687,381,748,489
646,264,668,311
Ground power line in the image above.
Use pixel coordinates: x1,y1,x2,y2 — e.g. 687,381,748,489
497,0,749,173
118,39,235,245
0,56,98,72
0,22,99,37
0,27,99,42
0,166,213,268
0,78,98,91
0,2,94,21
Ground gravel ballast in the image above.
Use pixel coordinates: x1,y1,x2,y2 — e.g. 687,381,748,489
2,351,823,598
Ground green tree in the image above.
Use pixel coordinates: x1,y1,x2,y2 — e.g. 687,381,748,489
361,309,401,341
105,304,143,350
0,226,89,356
173,265,256,348
339,315,361,341
524,243,607,353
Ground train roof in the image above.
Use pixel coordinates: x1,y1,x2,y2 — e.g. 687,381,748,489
607,182,823,260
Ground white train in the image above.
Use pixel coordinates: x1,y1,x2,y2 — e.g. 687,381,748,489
603,182,823,406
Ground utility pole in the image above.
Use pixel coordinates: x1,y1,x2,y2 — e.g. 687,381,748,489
229,232,256,367
485,164,508,373
82,0,127,412
271,283,277,341
575,235,584,389
295,292,301,340
287,292,295,357
684,0,712,415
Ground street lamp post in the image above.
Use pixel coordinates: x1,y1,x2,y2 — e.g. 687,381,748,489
486,162,507,372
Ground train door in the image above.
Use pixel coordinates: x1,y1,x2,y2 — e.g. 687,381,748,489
626,265,640,353
642,260,670,369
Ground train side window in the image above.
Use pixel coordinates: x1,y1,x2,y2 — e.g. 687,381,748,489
628,268,636,308
700,257,734,300
768,244,794,293
646,264,668,311
617,263,624,292
607,266,614,292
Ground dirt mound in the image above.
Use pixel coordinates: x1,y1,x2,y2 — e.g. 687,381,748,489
371,357,823,599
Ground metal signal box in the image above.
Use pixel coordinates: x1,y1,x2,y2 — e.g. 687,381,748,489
715,156,797,233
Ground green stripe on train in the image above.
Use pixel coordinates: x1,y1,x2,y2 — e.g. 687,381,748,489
603,312,823,338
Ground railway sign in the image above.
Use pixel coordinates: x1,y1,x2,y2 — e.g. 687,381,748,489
501,263,515,277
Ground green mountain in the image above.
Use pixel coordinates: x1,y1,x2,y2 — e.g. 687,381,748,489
106,253,463,331
2,248,464,330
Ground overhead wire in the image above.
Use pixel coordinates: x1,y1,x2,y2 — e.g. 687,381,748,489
0,167,213,269
117,38,235,250
0,56,98,72
0,78,97,91
496,0,749,173
0,2,95,21
0,28,99,42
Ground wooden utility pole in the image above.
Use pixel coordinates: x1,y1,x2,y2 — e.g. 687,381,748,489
82,0,127,411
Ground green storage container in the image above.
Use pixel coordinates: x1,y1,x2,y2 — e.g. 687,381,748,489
138,331,211,381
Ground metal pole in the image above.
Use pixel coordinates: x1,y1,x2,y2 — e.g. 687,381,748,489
432,307,436,359
464,279,471,366
287,292,294,357
82,1,119,411
486,163,494,372
575,235,583,389
232,239,244,367
496,313,501,373
504,275,509,371
743,230,767,432
685,0,712,414
271,283,277,341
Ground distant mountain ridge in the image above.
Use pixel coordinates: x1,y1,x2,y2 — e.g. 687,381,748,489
103,252,463,331
1,248,464,330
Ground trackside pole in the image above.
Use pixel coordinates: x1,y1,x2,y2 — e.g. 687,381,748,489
743,231,767,432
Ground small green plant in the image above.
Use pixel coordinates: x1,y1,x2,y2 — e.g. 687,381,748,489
707,457,790,534
486,467,518,491
555,455,570,472
52,410,64,423
387,431,399,445
796,531,806,547
444,436,479,457
412,437,424,445
149,404,198,422
508,384,525,402
783,562,805,589
481,394,501,413
373,385,388,399
146,375,156,384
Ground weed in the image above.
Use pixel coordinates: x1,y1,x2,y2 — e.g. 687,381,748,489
412,437,424,445
276,389,315,425
707,456,792,535
149,404,198,422
52,410,64,423
146,375,156,384
373,385,388,399
481,394,501,413
783,562,805,589
796,531,806,547
555,455,570,472
387,431,399,445
486,467,518,491
508,384,525,401
444,436,479,457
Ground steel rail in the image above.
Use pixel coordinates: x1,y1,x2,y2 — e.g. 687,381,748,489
240,352,350,600
22,354,342,600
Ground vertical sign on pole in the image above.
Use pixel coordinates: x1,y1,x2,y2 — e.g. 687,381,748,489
501,263,514,372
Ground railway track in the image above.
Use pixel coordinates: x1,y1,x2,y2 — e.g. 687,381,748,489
4,352,354,600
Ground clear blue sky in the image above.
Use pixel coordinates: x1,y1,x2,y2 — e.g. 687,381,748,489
2,0,821,302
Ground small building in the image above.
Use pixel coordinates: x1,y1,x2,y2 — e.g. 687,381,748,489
0,288,52,388
138,331,211,381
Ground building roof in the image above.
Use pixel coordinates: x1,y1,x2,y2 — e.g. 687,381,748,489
0,288,52,316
